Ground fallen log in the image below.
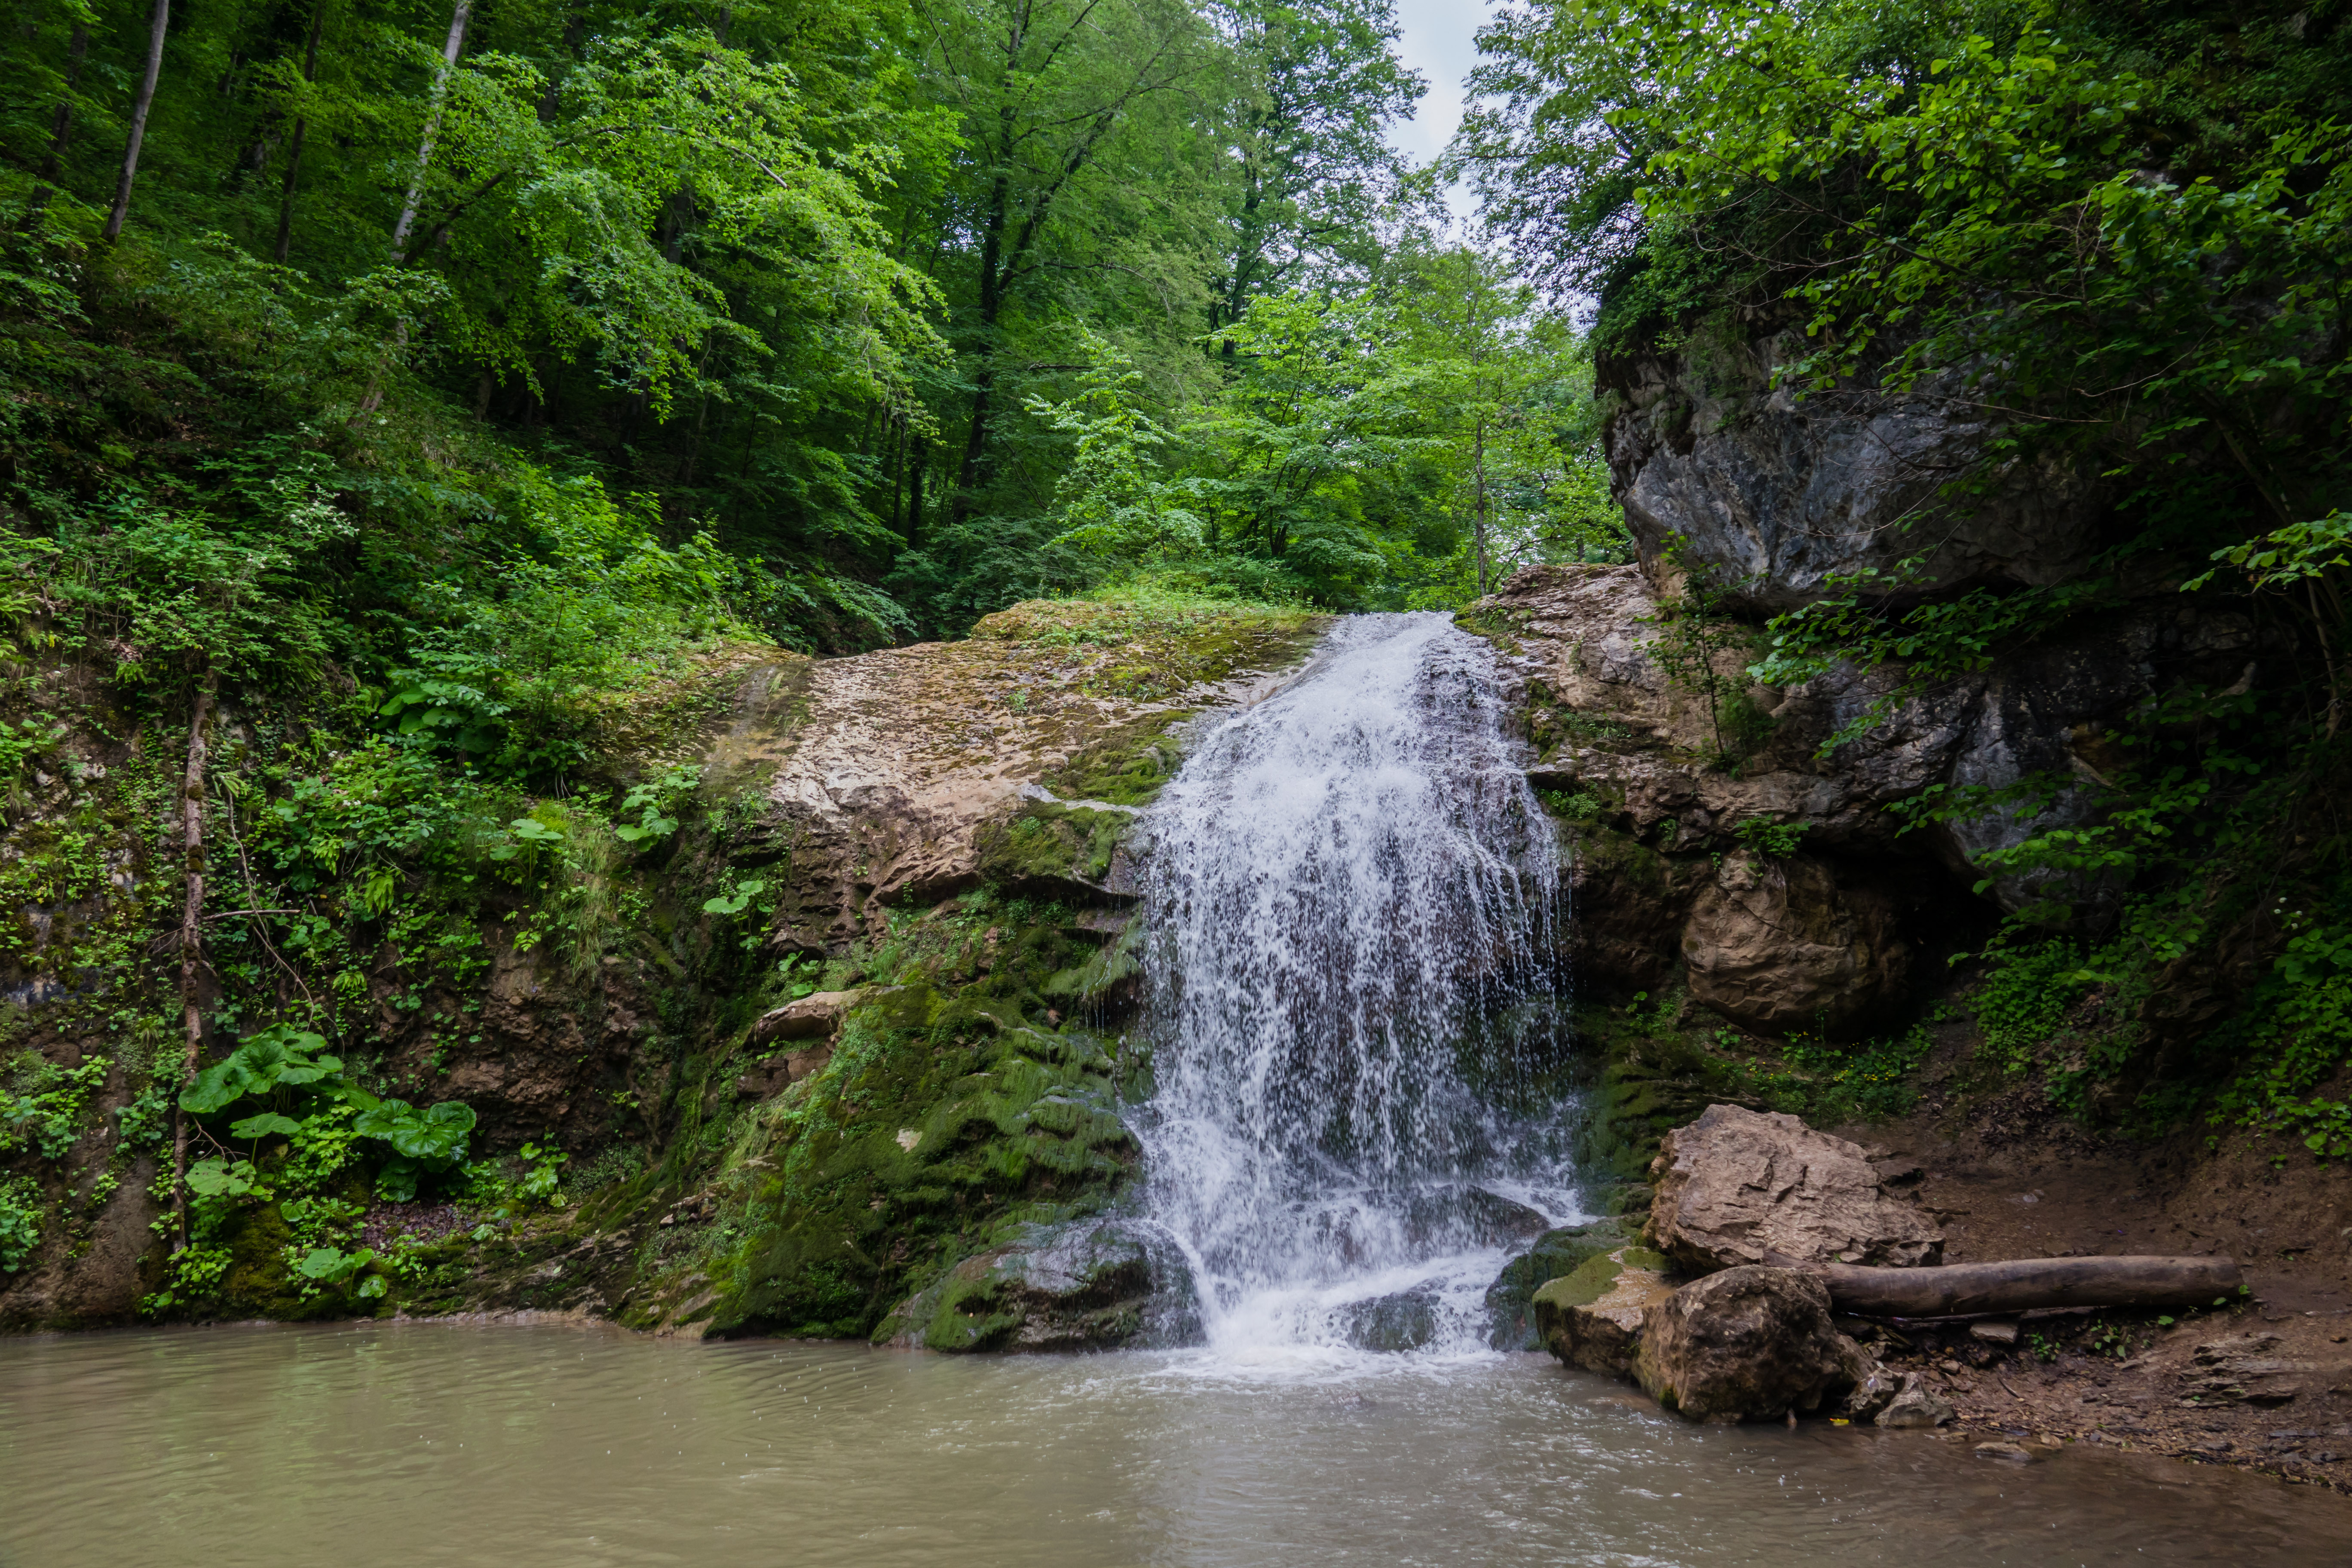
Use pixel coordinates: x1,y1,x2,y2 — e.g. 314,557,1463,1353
1815,1255,2244,1318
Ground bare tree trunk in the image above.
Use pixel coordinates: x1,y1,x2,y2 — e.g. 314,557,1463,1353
169,671,216,1251
1471,417,1491,598
21,22,92,229
388,0,474,262
905,436,926,547
104,0,173,242
1820,1255,2244,1318
271,4,326,264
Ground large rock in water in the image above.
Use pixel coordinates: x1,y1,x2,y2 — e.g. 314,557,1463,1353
882,1218,1200,1352
1531,1245,1681,1376
1634,1266,1871,1422
1681,853,1910,1037
1485,1221,1634,1350
1648,1105,1942,1274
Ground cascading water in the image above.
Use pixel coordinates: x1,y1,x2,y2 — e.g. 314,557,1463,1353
1136,612,1585,1358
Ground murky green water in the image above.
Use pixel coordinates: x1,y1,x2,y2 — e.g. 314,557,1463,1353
3,1321,2346,1567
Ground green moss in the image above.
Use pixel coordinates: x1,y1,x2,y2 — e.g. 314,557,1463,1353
1534,1244,1673,1314
1044,724,1188,807
1486,1219,1635,1348
971,803,1130,890
1573,1001,1755,1188
689,900,1144,1339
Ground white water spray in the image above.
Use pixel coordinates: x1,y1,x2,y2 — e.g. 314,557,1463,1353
1136,613,1583,1359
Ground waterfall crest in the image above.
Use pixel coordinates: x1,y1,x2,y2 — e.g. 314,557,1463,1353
1137,612,1580,1357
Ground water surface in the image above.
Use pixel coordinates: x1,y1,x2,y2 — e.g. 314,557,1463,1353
5,1322,2347,1567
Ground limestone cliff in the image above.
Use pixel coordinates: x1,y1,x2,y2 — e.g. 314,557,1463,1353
1599,319,2107,612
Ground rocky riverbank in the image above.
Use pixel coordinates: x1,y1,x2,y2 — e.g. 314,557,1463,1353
1516,1101,2352,1493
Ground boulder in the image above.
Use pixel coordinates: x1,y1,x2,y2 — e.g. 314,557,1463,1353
1647,1105,1943,1274
1680,853,1910,1038
882,1218,1200,1353
1531,1245,1681,1377
749,989,862,1045
1633,1265,1871,1423
1486,1220,1633,1350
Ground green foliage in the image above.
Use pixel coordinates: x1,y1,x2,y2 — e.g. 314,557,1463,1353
179,1026,342,1116
1730,818,1804,861
1,1054,110,1160
0,715,67,802
702,878,768,919
1968,934,2095,1078
614,766,700,847
516,1142,570,1206
175,1021,476,1213
1469,3,2349,1163
1539,788,1605,821
114,1086,174,1153
2206,903,2352,1161
1025,333,1207,570
140,1245,231,1316
0,1175,41,1272
1743,1025,1937,1124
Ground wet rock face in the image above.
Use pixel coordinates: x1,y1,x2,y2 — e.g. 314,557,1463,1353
1475,563,2269,975
737,602,1319,953
1647,1105,1944,1274
882,1218,1201,1353
1340,1287,1442,1352
749,989,862,1044
1680,852,1910,1036
1600,328,2103,613
1531,1244,1680,1377
1633,1265,1871,1422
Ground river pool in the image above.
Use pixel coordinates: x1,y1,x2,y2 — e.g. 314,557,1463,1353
3,1320,2347,1567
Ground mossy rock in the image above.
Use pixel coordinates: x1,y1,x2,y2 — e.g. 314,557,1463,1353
1484,1218,1634,1349
697,931,1145,1339
1530,1245,1680,1376
971,803,1134,896
1538,1245,1672,1311
875,1215,1198,1353
1572,1005,1755,1183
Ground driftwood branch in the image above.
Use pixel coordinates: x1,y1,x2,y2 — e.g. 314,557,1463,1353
1818,1255,2245,1318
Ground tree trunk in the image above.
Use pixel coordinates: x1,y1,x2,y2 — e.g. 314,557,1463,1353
169,671,217,1252
1471,417,1491,598
389,0,474,262
271,4,326,264
21,22,92,229
905,435,926,546
104,0,173,242
1819,1255,2245,1318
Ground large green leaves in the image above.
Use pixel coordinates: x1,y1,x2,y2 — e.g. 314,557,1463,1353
179,1026,343,1115
351,1099,477,1164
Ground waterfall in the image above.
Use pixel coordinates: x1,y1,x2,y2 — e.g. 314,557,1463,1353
1136,612,1581,1358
